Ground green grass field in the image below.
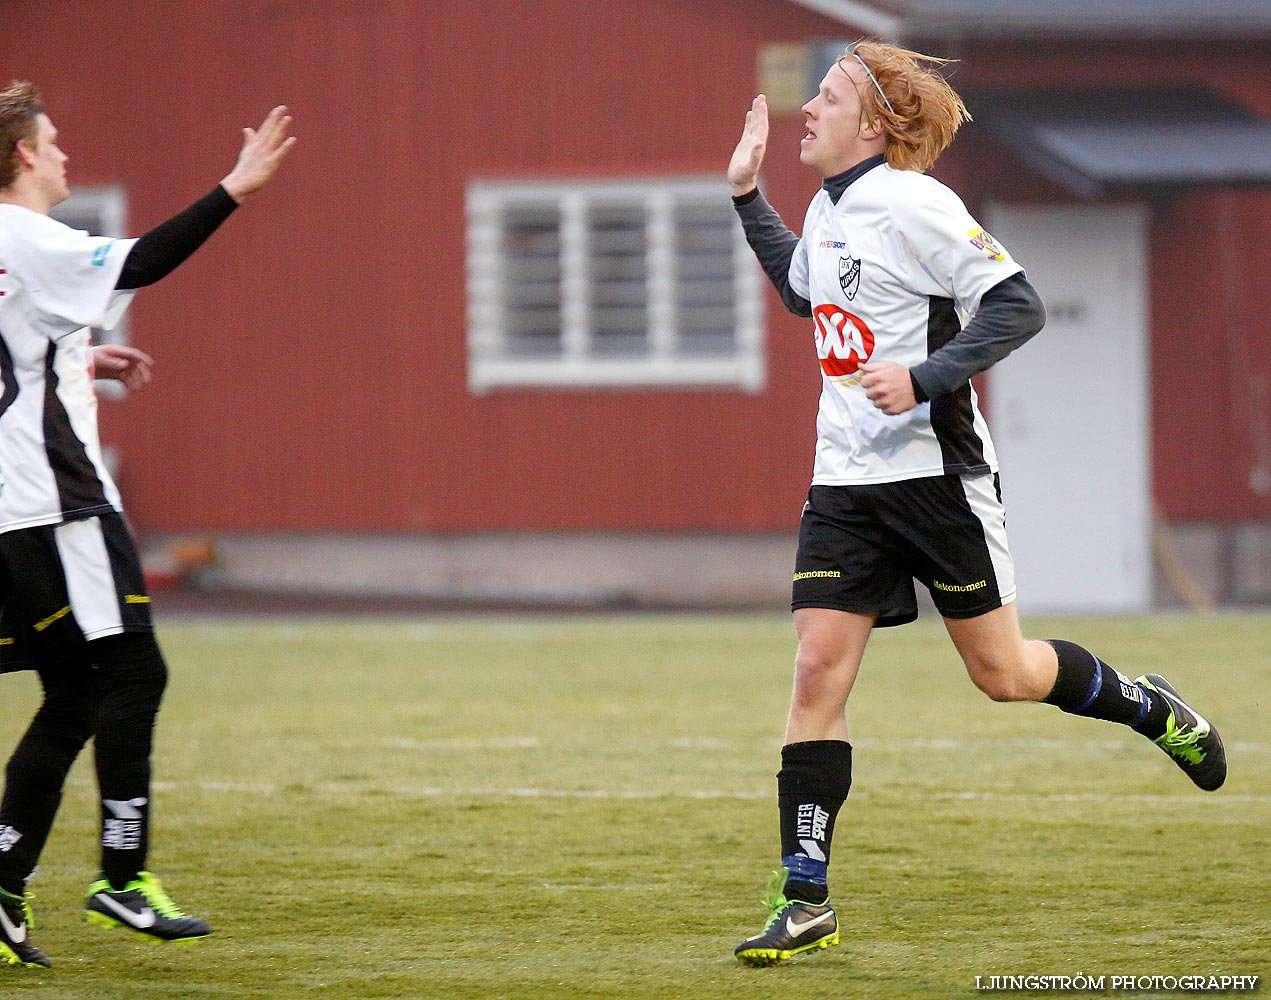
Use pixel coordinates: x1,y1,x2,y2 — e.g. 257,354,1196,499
0,612,1267,999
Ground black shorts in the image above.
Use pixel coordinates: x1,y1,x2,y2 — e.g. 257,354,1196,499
0,512,153,674
792,473,1016,627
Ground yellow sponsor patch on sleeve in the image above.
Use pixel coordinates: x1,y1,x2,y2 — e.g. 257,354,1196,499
966,226,1007,262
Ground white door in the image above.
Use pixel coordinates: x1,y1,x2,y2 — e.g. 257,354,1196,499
985,203,1151,613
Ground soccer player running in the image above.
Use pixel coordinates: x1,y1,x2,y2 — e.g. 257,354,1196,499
727,42,1226,967
0,81,294,968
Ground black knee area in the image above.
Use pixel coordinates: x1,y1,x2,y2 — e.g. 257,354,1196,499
5,741,84,797
0,656,97,885
29,677,98,750
92,632,168,724
5,656,97,789
91,633,168,788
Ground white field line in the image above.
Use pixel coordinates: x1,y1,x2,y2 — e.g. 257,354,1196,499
311,736,1266,753
382,737,544,750
62,776,1271,805
164,620,792,644
165,613,1269,643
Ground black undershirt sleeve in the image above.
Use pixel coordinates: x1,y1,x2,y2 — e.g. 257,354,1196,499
115,185,239,290
909,272,1046,401
732,187,813,318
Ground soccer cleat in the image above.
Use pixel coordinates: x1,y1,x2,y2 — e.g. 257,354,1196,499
734,868,839,966
1136,674,1226,791
85,871,212,942
0,887,51,968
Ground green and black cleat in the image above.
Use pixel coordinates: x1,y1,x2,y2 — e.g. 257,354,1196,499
0,887,51,968
734,868,839,967
1136,674,1226,791
86,871,212,943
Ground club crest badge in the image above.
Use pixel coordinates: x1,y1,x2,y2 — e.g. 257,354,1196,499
838,255,861,300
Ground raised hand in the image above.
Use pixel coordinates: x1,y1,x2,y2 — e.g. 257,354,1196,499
728,94,769,197
220,106,297,203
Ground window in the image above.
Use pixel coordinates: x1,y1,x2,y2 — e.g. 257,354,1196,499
466,179,764,392
50,186,131,398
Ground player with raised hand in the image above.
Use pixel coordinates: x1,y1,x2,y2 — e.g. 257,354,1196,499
728,94,770,196
728,41,1225,968
0,81,294,968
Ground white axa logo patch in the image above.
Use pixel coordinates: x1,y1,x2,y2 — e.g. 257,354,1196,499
813,305,875,378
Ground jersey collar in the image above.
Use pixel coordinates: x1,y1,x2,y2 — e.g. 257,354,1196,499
822,154,886,204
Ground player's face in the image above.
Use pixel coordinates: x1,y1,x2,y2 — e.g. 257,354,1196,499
27,114,70,208
799,60,879,177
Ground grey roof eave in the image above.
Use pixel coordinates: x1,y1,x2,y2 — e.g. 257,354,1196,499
784,0,1271,40
965,89,1271,199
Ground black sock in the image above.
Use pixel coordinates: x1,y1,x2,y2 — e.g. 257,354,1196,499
778,740,852,905
90,633,168,890
1043,639,1170,737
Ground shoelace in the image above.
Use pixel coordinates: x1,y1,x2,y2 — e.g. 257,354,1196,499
760,869,791,930
131,873,186,918
1160,722,1207,765
1156,693,1209,766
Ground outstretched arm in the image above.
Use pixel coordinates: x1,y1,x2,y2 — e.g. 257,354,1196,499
115,107,297,290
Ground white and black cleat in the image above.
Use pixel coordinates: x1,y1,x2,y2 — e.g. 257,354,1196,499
86,871,211,942
735,897,840,966
1136,674,1227,791
0,888,51,968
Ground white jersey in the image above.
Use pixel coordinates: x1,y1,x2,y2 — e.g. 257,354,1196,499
0,204,137,532
787,163,1023,485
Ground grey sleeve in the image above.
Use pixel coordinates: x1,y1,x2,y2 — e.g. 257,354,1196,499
909,272,1046,401
732,188,813,318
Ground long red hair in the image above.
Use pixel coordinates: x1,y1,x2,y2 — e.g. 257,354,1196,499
841,41,970,174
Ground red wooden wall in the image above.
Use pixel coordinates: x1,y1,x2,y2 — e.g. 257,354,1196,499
5,3,1269,530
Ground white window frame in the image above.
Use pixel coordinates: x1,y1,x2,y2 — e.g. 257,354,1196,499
50,186,131,399
466,178,765,393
